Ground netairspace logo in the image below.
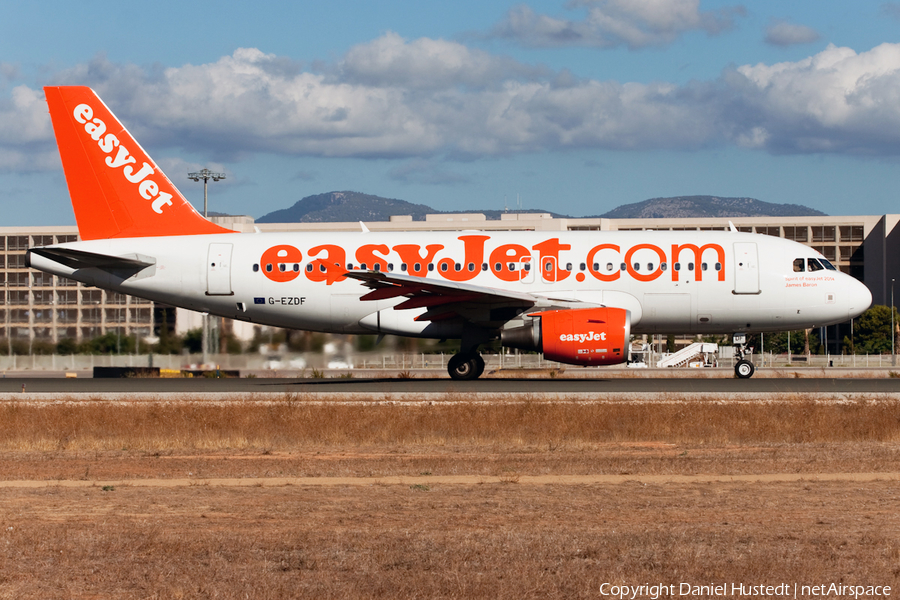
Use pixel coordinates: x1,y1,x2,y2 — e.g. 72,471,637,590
598,582,892,599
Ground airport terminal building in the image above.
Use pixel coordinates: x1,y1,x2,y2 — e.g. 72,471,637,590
1,212,897,347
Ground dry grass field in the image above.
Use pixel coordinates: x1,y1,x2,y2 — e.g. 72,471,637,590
0,394,898,599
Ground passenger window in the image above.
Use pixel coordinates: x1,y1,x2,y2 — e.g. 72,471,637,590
293,264,299,272
360,263,367,271
661,263,668,271
566,263,572,271
701,263,708,271
579,263,586,271
715,263,721,271
414,263,421,272
605,263,612,271
468,263,475,272
374,264,381,272
252,264,259,272
266,264,273,273
633,263,640,271
620,263,627,271
647,263,654,271
793,258,805,272
306,264,313,272
428,264,434,272
674,263,681,271
440,263,448,272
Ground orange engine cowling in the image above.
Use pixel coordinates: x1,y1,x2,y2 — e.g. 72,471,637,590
501,307,631,366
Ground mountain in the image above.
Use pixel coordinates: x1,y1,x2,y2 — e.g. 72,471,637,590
256,192,827,223
256,191,568,222
594,196,827,219
256,191,435,223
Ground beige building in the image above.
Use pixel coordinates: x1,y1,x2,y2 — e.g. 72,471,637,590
2,213,897,346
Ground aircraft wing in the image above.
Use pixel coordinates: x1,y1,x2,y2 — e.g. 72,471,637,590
345,271,540,326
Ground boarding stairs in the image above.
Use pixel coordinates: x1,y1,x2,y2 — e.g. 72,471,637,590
657,343,718,368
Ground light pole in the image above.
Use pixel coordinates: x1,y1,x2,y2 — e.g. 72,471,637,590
187,168,225,219
892,279,895,367
188,169,225,367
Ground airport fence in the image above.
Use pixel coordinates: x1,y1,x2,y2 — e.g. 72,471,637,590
0,349,896,373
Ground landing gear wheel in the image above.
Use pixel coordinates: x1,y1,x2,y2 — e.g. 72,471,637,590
448,353,484,381
735,359,755,379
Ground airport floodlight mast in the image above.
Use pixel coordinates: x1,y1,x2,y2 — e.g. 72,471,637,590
188,168,226,367
188,168,226,218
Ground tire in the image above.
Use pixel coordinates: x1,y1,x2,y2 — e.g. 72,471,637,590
448,353,483,380
734,359,755,379
473,354,486,378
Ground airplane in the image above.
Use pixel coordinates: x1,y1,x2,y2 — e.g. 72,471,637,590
27,86,873,380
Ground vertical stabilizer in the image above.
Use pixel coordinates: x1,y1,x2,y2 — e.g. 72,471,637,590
44,86,233,240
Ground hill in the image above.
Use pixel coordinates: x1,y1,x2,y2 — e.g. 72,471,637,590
256,192,826,223
595,196,826,219
256,191,568,222
256,191,436,223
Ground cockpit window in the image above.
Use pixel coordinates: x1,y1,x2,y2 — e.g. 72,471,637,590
821,259,837,271
793,258,805,272
807,258,824,272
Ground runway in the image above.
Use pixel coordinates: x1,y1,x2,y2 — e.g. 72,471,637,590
1,376,899,395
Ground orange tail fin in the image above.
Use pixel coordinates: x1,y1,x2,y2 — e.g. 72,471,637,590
44,86,233,240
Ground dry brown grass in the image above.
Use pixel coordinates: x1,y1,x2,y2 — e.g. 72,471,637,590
0,397,898,452
0,481,897,599
0,396,898,598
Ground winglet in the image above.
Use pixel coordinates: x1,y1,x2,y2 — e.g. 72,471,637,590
44,86,234,240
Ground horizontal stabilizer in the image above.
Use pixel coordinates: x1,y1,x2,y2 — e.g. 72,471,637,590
27,247,156,272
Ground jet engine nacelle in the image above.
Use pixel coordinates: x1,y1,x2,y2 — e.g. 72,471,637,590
501,307,631,366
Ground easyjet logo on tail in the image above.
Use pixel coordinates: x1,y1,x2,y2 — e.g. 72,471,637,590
72,104,173,214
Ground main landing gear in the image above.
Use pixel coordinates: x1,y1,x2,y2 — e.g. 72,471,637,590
447,352,485,381
732,333,755,379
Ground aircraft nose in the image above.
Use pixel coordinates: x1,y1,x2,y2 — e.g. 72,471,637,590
846,279,872,319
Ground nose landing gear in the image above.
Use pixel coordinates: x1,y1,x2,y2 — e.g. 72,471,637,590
732,333,756,379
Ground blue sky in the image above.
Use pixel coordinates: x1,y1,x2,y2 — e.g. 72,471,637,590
1,0,900,224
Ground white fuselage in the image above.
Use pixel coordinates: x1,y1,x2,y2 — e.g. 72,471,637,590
28,229,872,338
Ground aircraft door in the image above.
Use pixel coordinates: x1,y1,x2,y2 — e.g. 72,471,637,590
207,243,233,296
733,242,759,294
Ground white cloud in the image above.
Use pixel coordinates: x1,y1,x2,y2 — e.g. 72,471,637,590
489,0,745,49
729,43,900,154
764,19,820,47
6,38,900,175
341,32,546,89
